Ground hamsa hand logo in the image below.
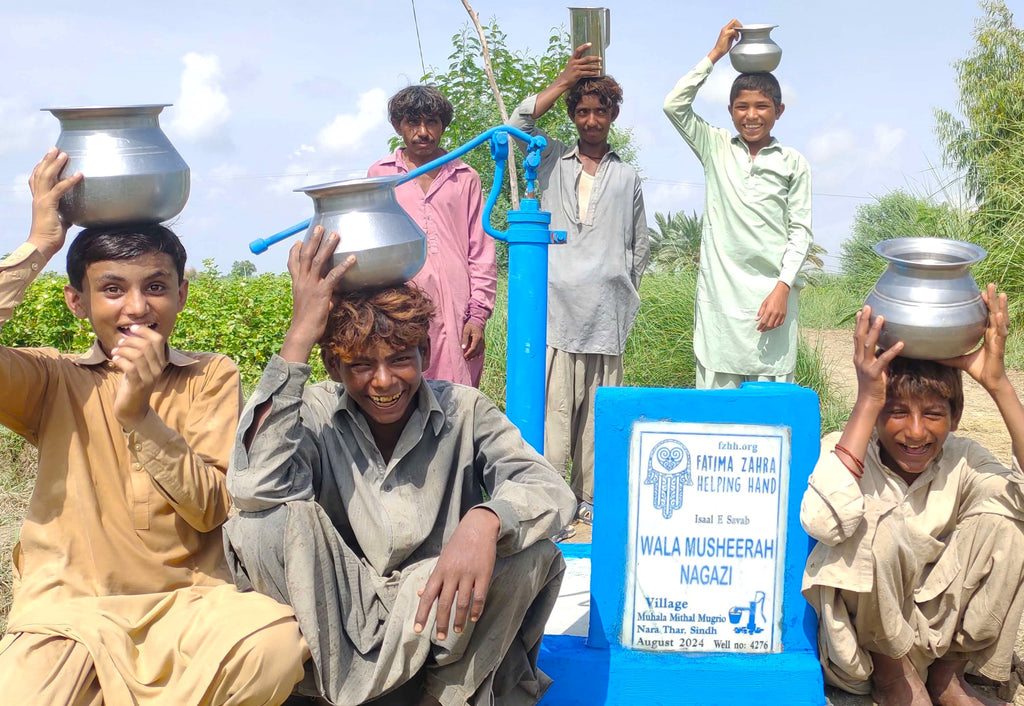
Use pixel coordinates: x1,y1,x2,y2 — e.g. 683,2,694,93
645,438,692,519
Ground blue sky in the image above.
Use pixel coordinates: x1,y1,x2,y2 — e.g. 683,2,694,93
0,0,1013,274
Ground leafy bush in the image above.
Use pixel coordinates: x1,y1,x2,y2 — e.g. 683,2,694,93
798,273,870,330
839,190,971,299
484,268,843,428
934,0,1024,325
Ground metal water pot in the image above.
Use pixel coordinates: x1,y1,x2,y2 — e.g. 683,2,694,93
296,176,426,292
569,7,611,75
865,237,988,360
44,104,190,227
729,24,782,73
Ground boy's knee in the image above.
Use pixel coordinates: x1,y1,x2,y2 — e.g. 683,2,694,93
218,619,308,703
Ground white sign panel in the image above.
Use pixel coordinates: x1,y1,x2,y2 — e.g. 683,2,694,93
622,421,790,653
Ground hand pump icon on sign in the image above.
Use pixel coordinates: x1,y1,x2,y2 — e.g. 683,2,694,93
728,591,767,635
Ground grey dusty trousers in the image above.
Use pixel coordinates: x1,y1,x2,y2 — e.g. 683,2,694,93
223,502,566,706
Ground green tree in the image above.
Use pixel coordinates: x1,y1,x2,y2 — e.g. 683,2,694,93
840,189,970,297
934,0,1024,314
647,211,702,273
405,19,640,268
399,21,638,196
231,260,257,278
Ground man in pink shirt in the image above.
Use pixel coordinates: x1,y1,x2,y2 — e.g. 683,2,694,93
368,85,497,387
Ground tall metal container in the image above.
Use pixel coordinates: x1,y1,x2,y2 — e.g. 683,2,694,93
569,7,611,74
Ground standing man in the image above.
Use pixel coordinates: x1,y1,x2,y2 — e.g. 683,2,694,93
508,45,649,529
369,85,497,388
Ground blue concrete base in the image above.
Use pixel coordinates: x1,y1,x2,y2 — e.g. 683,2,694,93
539,634,824,705
541,542,825,704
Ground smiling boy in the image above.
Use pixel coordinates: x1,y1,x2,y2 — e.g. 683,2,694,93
507,45,649,531
223,228,575,705
0,150,306,705
801,292,1024,706
664,19,813,389
368,85,496,389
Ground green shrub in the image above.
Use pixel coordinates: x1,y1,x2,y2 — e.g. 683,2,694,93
798,274,865,330
840,190,972,299
2,268,844,429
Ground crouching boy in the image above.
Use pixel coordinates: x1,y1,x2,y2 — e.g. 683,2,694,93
0,150,306,705
801,287,1024,706
223,228,576,705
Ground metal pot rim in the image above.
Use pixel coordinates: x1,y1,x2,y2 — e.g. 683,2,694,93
737,24,778,32
873,237,987,268
43,104,171,118
295,175,403,197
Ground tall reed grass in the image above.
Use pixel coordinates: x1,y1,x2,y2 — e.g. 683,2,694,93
483,270,844,430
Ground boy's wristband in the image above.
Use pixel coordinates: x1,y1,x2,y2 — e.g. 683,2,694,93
833,444,864,479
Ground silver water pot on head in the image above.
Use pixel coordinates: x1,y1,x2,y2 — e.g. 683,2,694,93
44,104,190,227
296,176,426,292
865,237,988,360
729,24,782,73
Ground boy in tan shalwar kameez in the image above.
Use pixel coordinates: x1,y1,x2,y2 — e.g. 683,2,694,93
801,291,1024,706
0,150,308,705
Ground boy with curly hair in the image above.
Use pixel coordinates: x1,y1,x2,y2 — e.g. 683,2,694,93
368,85,496,388
223,228,575,705
507,44,649,530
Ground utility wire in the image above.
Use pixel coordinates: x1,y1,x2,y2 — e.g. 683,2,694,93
410,0,426,77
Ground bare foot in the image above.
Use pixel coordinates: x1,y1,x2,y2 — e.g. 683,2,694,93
926,659,1008,706
870,652,932,706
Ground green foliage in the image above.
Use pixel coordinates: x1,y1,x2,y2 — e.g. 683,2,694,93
795,339,848,435
231,260,257,278
174,267,327,391
798,273,866,330
397,20,639,202
934,0,1024,321
840,189,971,299
624,271,698,388
3,268,843,430
647,211,702,273
0,267,328,393
0,273,92,351
484,269,842,430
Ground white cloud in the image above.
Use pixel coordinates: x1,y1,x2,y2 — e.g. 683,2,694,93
292,144,315,158
806,127,855,165
643,180,703,219
193,163,247,200
695,69,734,113
168,53,231,143
0,99,51,157
316,88,387,152
865,125,906,166
10,172,31,204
